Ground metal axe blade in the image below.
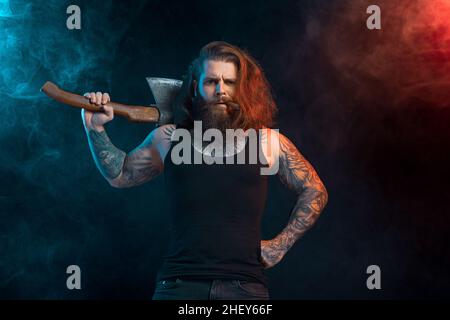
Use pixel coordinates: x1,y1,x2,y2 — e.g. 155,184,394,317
146,77,182,125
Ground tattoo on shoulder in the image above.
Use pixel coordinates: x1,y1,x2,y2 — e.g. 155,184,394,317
278,134,324,192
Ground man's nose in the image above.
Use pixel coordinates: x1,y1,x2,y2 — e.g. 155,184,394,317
215,82,225,96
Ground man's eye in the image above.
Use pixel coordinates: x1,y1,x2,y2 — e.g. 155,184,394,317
225,81,236,85
205,80,214,85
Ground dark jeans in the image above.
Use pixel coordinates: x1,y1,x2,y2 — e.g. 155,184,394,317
152,278,270,300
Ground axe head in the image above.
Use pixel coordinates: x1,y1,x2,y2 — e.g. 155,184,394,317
146,77,183,125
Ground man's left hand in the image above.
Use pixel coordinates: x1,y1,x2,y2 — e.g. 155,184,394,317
260,239,286,269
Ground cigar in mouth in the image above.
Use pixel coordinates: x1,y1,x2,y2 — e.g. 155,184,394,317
225,101,240,113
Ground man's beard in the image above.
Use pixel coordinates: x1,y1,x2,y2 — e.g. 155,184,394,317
192,96,241,133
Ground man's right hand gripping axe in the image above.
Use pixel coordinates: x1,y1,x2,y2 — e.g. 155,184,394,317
40,77,182,126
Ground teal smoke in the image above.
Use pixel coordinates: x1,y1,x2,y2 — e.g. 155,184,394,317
0,0,150,298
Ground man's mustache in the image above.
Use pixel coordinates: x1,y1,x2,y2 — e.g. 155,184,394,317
211,97,240,114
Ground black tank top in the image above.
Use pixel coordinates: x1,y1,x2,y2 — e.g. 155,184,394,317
157,129,269,285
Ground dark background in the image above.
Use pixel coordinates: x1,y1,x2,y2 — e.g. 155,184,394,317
1,0,449,299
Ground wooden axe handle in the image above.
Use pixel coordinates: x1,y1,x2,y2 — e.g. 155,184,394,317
40,81,160,123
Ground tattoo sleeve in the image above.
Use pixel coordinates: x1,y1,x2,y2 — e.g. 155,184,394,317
87,129,126,180
111,142,163,188
86,126,169,188
273,134,328,254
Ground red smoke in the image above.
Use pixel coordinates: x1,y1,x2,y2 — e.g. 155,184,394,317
319,0,450,108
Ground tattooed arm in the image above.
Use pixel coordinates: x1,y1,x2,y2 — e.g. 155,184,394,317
84,124,174,188
261,131,328,268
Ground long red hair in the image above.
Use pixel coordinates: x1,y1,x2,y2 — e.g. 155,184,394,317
174,41,278,130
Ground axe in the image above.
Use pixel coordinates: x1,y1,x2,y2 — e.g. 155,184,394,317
40,77,182,125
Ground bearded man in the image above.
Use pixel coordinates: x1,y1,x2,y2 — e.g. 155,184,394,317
81,41,328,300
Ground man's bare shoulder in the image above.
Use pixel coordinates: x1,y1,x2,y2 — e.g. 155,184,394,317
258,128,282,168
148,124,176,162
260,128,301,154
152,124,176,142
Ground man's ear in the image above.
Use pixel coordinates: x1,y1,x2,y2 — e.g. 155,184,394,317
193,80,198,97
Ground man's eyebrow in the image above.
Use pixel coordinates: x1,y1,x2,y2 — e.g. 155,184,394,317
204,76,236,81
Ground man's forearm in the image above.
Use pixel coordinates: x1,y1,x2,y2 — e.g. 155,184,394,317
85,128,126,181
260,186,327,269
274,186,328,253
